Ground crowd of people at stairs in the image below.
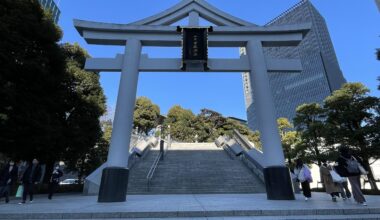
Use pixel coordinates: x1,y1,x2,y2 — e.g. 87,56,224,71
291,146,368,206
0,158,63,204
0,146,372,205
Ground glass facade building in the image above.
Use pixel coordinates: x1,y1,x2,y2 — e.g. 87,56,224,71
38,0,61,23
242,0,346,130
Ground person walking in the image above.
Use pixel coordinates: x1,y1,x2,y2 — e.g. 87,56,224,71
338,177,352,199
48,165,63,200
0,160,18,203
335,147,367,206
19,159,42,204
294,158,313,201
320,160,342,202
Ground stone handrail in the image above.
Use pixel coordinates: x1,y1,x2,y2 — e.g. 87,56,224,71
215,130,266,183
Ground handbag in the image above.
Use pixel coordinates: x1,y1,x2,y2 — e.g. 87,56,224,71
303,165,313,183
330,170,344,183
297,168,306,182
15,185,23,198
352,157,368,175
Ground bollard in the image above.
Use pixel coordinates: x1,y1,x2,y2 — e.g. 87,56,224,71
160,140,164,161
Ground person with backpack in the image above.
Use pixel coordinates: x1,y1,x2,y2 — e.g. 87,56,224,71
48,165,63,200
335,147,367,206
294,158,313,201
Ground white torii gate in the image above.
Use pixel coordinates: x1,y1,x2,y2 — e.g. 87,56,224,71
74,0,310,202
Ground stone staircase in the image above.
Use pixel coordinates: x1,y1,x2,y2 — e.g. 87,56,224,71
127,142,265,194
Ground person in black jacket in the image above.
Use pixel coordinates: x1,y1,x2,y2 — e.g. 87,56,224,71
19,159,42,204
48,165,63,200
335,146,367,206
0,160,18,203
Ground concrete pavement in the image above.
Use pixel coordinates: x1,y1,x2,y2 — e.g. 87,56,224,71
1,193,380,219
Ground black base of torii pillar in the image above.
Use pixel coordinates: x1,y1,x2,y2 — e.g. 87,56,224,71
263,166,295,200
98,167,129,203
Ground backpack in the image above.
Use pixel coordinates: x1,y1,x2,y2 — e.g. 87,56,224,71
344,156,360,174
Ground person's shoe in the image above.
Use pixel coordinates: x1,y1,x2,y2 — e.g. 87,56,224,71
5,199,9,203
342,197,347,200
29,200,33,203
18,201,25,205
362,202,367,206
332,197,337,202
304,197,308,201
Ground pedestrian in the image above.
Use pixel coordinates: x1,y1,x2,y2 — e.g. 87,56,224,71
48,165,63,200
17,160,27,182
19,159,42,204
335,146,367,206
338,177,352,199
294,158,313,201
320,159,342,202
288,161,301,194
0,160,18,203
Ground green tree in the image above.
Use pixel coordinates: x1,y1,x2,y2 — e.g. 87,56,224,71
195,109,227,142
277,118,299,164
293,103,327,166
133,97,160,135
60,43,106,179
0,0,66,162
324,83,380,190
78,119,112,178
194,109,261,147
164,105,197,142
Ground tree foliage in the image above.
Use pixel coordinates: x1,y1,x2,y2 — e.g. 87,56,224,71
60,43,106,176
164,105,197,142
293,103,327,166
163,107,260,147
323,83,379,190
133,97,160,135
277,118,299,164
0,0,106,182
0,0,66,161
292,83,380,190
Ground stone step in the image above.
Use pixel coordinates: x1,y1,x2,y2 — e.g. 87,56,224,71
127,142,265,194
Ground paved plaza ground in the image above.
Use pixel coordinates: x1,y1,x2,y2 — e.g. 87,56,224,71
0,193,380,219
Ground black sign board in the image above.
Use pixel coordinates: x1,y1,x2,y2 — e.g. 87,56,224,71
177,27,212,71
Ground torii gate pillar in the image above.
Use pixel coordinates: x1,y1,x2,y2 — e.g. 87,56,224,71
98,39,142,202
247,40,295,200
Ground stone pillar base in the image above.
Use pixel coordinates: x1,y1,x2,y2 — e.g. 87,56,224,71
98,167,129,203
263,166,295,200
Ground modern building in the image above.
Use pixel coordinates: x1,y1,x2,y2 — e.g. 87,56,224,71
242,0,346,130
38,0,61,23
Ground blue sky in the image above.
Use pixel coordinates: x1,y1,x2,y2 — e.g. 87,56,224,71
58,0,380,120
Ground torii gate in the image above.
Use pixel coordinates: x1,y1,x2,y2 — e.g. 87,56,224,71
74,0,310,203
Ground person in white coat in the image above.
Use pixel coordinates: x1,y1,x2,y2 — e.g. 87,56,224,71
294,158,313,201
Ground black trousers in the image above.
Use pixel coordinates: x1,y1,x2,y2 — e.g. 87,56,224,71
301,181,311,198
48,183,58,199
0,185,10,202
331,192,340,198
22,183,34,202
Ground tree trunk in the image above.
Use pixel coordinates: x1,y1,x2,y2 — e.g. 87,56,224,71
362,158,379,191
